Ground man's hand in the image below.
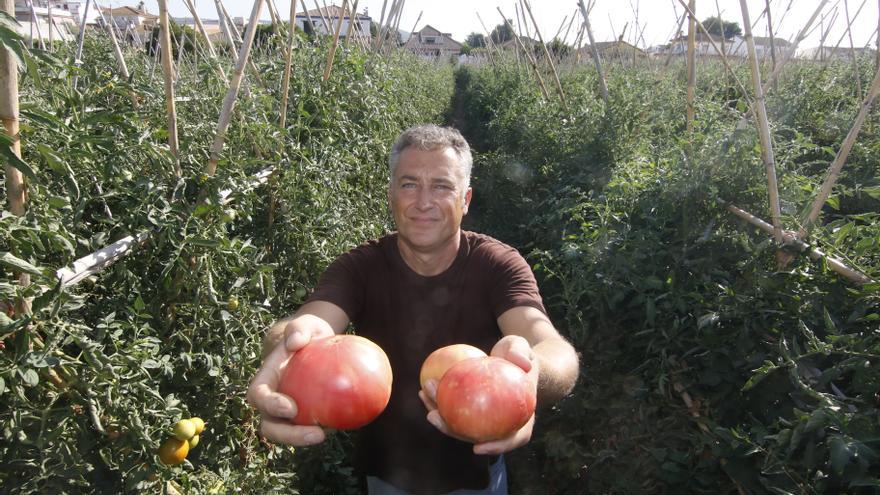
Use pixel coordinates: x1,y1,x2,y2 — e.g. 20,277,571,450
247,315,337,446
418,335,539,455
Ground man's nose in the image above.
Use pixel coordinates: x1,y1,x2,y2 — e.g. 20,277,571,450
416,186,433,208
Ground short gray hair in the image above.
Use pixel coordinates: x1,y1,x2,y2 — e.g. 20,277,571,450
388,125,473,193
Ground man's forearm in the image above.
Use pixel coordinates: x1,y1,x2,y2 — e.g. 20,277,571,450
533,338,580,405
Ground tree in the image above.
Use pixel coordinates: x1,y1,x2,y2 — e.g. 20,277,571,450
702,16,742,39
465,32,486,49
490,21,514,45
460,42,473,56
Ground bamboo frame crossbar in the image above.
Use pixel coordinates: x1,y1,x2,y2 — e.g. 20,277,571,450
727,204,873,285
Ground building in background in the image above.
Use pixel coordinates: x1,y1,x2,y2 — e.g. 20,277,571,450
99,2,158,42
294,4,371,43
13,0,82,43
404,25,462,59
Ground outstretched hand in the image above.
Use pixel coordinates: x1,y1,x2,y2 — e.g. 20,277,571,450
247,319,335,446
419,335,539,455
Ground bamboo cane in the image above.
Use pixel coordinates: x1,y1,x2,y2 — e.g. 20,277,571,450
205,0,265,178
715,0,725,56
374,0,388,46
562,8,577,45
47,0,53,50
158,0,180,171
523,0,567,109
217,0,266,90
498,8,550,100
828,0,867,58
28,0,44,50
739,0,784,246
322,0,347,82
663,10,687,67
685,0,696,134
553,15,569,43
843,0,862,99
727,204,873,285
518,0,531,42
1,0,31,315
266,0,280,26
765,0,777,71
312,0,330,33
183,0,227,81
675,0,753,107
280,0,298,129
576,0,609,106
299,0,316,35
404,10,421,51
93,0,137,107
384,0,405,56
375,0,401,53
344,0,360,47
72,0,92,90
876,0,879,71
798,63,880,238
476,12,499,65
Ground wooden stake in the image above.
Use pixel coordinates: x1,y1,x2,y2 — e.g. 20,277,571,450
183,0,227,82
1,0,31,315
739,0,783,246
158,0,180,171
685,0,696,134
799,63,880,238
664,9,687,67
344,0,360,47
765,0,777,71
205,0,265,178
300,0,318,34
72,0,92,90
498,8,550,100
843,0,863,99
280,0,298,129
266,0,280,26
523,0,567,109
727,204,873,285
323,0,347,82
576,0,609,106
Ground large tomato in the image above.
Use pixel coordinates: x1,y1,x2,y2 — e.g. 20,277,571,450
419,344,487,389
436,356,536,443
278,335,393,430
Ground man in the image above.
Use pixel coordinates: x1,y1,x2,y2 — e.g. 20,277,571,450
248,125,579,494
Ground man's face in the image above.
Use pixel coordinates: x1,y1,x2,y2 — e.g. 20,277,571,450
389,147,472,252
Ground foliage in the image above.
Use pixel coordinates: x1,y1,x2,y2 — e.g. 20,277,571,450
455,53,880,493
490,20,515,45
466,32,487,49
0,29,453,493
703,16,743,39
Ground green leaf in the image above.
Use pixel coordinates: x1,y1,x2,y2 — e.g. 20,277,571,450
823,307,838,335
825,196,840,210
36,144,79,202
742,360,779,391
20,368,38,387
133,296,146,312
0,376,5,395
0,12,26,67
0,143,37,181
0,252,45,276
829,436,851,475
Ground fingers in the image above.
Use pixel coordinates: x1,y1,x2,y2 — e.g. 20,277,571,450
490,335,533,373
418,379,439,411
472,414,535,456
259,417,326,446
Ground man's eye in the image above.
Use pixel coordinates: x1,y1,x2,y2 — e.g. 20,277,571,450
401,183,416,189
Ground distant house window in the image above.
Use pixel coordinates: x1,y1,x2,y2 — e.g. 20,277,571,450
424,36,437,44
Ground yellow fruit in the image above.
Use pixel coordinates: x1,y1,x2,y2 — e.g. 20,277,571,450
189,416,205,435
226,297,240,311
172,419,196,441
158,438,189,465
188,434,200,449
190,417,206,434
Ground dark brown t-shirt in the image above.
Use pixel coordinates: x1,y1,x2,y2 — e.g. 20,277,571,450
308,230,546,494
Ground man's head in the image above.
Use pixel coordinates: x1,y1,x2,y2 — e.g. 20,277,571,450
387,125,473,254
389,125,472,197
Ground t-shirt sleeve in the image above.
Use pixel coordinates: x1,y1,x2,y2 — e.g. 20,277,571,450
306,248,367,321
487,244,547,317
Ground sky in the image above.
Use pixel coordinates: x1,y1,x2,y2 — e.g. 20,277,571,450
119,0,879,50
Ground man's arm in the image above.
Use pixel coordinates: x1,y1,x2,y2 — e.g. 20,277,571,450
248,300,350,446
496,305,580,405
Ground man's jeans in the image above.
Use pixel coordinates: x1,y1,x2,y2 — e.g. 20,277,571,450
366,455,508,495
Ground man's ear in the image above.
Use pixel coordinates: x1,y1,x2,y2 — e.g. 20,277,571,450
463,188,473,215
